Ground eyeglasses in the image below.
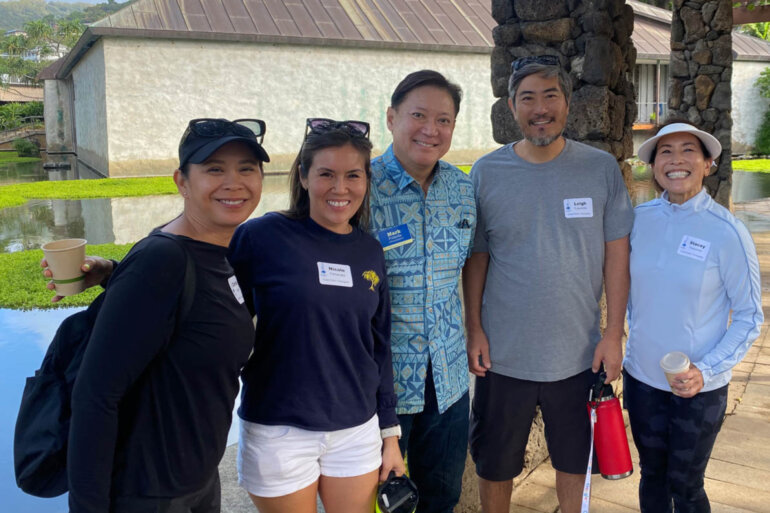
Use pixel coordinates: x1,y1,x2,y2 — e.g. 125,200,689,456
185,118,266,143
305,118,370,139
512,55,560,72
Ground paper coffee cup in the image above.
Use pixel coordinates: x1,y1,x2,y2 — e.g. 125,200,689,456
42,238,87,296
660,351,690,393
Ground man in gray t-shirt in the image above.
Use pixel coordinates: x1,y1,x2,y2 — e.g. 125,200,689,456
462,57,633,513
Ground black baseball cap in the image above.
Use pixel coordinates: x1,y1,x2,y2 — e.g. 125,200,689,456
178,118,270,169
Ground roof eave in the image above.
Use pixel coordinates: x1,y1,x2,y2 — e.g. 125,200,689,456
636,53,671,62
54,27,102,79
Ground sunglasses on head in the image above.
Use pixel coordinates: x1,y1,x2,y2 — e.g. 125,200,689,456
185,118,266,144
512,55,560,72
305,118,370,139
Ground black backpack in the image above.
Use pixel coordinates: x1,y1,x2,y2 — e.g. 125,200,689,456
13,232,196,498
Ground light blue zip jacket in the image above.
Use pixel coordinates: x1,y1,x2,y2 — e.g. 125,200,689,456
624,188,763,392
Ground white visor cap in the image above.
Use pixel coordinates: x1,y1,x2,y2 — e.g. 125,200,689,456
637,123,722,164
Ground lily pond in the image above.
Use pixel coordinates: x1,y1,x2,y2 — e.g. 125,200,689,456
3,161,770,512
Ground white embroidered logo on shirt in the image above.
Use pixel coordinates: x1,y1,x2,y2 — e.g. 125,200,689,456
564,198,594,218
228,275,245,304
677,235,711,262
317,262,353,287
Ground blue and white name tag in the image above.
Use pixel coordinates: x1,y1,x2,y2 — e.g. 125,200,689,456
377,224,414,251
677,235,711,262
317,262,353,287
564,198,594,218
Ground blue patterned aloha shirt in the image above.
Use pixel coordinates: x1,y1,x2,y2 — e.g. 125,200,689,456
369,145,476,414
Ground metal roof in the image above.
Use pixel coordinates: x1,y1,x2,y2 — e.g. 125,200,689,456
90,0,495,48
51,0,770,79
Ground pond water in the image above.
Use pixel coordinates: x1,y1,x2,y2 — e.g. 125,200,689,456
3,170,770,251
0,160,47,185
1,309,244,513
2,164,770,511
1,175,290,252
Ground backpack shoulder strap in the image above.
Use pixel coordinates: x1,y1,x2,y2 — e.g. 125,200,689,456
151,232,196,328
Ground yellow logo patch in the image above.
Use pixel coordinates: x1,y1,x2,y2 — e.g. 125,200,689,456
362,270,380,291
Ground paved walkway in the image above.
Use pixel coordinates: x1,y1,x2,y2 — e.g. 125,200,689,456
509,232,770,513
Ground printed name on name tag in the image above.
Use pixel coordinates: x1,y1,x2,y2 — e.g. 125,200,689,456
228,275,245,304
377,224,414,251
677,235,711,262
564,198,594,218
317,262,354,287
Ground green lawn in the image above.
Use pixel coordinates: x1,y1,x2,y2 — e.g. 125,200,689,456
0,151,41,164
732,159,770,173
0,176,178,209
0,243,134,309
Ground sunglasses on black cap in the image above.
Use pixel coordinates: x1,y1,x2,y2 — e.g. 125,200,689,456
512,55,560,72
305,118,370,139
184,118,266,144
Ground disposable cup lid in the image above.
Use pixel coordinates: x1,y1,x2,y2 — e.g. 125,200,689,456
660,351,690,372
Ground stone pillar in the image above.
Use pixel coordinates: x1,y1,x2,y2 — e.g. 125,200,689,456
668,0,732,207
489,0,638,182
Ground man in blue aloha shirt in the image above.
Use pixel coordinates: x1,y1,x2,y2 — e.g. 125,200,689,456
369,70,476,513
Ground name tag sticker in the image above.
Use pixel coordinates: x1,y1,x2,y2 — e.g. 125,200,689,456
228,275,245,304
377,224,414,251
564,198,594,218
317,262,353,287
677,235,711,261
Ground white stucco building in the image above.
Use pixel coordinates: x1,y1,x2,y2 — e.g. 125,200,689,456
40,0,770,177
41,0,498,176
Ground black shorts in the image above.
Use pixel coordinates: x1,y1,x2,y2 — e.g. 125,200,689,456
469,369,599,481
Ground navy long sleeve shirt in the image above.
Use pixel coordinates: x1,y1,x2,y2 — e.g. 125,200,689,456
229,213,398,430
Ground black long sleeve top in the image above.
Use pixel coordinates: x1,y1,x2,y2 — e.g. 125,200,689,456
68,234,254,512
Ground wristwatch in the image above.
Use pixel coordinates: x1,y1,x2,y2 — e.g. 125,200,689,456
380,424,402,439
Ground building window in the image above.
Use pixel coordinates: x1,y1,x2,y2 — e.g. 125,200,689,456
633,63,669,125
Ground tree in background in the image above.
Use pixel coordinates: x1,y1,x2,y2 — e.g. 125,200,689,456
0,0,132,32
0,0,132,84
738,21,770,38
0,18,85,87
0,101,43,131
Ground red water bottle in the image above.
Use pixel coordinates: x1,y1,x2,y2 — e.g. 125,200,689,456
588,372,633,480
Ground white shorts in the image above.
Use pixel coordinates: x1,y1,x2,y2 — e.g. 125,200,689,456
237,415,382,498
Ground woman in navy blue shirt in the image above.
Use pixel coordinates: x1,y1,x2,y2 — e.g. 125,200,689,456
229,119,405,513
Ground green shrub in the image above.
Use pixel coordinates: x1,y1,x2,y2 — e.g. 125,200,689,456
19,101,43,118
756,109,770,155
12,138,40,158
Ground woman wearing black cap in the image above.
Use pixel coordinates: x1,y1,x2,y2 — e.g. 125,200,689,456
55,119,269,513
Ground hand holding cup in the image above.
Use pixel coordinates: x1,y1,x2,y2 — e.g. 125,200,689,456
660,352,704,398
41,244,114,302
